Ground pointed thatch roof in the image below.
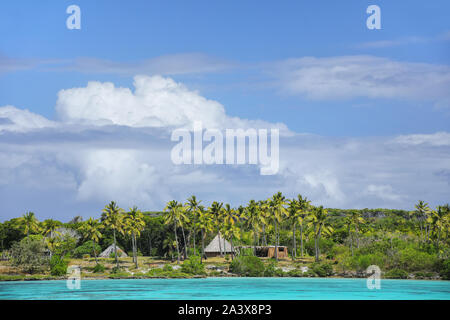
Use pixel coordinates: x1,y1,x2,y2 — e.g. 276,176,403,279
204,234,234,253
99,244,128,258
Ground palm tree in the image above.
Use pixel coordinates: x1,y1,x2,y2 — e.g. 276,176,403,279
78,217,103,263
42,219,62,238
428,205,449,255
163,200,187,264
257,200,269,246
102,201,125,269
197,205,213,263
296,195,310,258
413,200,431,244
269,192,288,261
124,207,145,268
307,206,333,262
21,211,40,240
348,210,365,249
223,222,240,260
209,201,224,257
186,195,201,256
245,200,261,255
288,199,298,260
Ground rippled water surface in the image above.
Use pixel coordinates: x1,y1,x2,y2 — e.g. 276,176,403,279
1,277,449,300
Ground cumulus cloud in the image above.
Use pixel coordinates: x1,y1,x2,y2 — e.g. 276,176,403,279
0,105,56,133
0,75,449,220
55,75,289,132
271,56,450,107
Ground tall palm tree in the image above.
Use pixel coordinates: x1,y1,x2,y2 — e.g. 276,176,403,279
413,200,431,244
269,192,288,261
197,205,213,263
186,195,201,256
257,200,269,246
163,200,186,264
102,201,125,269
209,201,224,257
348,210,365,249
245,200,261,255
307,206,333,262
78,217,103,263
296,195,310,258
21,212,40,240
223,222,240,260
288,199,298,260
124,206,145,268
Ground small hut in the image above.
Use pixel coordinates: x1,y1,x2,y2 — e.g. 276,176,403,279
204,234,234,257
99,244,128,258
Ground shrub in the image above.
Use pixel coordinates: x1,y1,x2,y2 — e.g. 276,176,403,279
263,261,277,277
385,268,408,279
93,263,106,273
111,266,121,274
73,241,102,259
49,255,68,276
397,247,436,272
229,256,265,277
163,264,173,272
10,238,49,273
439,259,450,280
312,262,333,277
181,256,205,275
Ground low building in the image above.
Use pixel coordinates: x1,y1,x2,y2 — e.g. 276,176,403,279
204,234,235,257
99,244,128,258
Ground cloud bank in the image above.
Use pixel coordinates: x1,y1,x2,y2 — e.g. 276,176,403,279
0,75,449,221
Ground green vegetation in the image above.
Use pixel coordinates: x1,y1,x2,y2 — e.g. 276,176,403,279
0,195,449,280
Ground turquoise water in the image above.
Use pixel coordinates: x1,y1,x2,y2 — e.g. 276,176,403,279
0,278,449,300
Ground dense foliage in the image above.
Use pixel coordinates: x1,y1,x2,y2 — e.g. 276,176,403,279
1,195,449,279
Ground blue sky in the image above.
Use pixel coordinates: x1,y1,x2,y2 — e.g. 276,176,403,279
0,1,449,220
1,0,449,136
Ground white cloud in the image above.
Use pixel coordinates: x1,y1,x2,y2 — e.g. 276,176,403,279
364,184,403,202
0,105,56,133
271,56,450,107
0,75,449,220
390,132,450,147
56,74,289,132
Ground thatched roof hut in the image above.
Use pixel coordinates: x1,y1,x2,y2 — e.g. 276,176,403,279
204,234,234,257
99,244,128,258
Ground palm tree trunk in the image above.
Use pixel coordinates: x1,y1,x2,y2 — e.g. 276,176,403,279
200,230,205,264
181,226,188,259
193,225,196,256
231,237,234,260
275,221,278,261
262,225,266,246
92,239,98,264
253,227,257,256
174,220,180,264
218,230,223,257
300,222,304,258
133,233,138,268
292,223,296,260
113,229,119,268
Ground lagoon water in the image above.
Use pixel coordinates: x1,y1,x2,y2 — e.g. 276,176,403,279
0,277,449,300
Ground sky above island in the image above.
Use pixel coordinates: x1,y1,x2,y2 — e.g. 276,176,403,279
0,1,449,221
